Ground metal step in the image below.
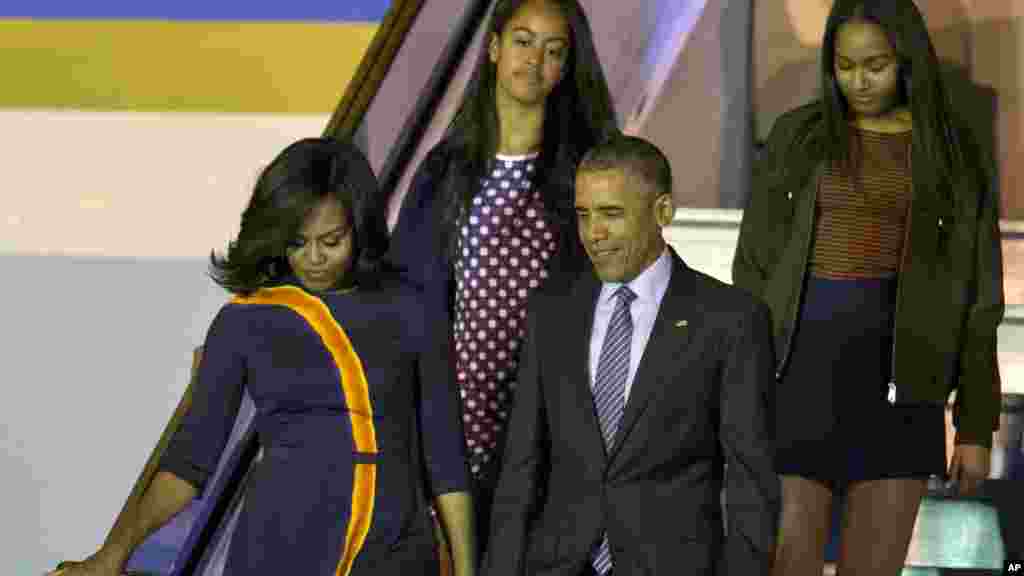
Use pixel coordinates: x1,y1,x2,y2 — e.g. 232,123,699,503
825,563,1008,575
904,492,1006,570
822,479,1022,573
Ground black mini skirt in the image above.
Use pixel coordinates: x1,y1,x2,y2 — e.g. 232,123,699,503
775,276,946,484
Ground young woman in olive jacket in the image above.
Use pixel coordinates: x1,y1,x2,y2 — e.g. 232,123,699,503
733,1,1003,574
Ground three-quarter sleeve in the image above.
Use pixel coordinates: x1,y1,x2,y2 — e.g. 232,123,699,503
160,304,247,492
414,298,471,497
388,147,452,313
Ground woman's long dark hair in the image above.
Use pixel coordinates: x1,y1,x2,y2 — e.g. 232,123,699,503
820,0,981,213
210,138,391,295
438,0,617,257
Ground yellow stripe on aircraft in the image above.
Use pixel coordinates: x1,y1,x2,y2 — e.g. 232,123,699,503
0,19,376,113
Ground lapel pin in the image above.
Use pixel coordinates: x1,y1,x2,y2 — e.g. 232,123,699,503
675,320,688,328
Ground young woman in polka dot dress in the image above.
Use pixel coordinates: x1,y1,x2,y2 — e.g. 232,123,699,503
389,0,616,551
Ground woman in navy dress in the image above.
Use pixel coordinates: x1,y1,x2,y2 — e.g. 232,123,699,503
56,138,475,576
388,0,616,549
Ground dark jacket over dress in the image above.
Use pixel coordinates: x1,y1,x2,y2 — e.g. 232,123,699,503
388,142,584,316
733,102,1004,447
387,141,585,541
161,280,470,575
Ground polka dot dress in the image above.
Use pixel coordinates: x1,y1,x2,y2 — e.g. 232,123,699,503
454,153,559,479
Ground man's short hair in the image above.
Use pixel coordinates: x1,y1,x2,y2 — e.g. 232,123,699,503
578,134,672,198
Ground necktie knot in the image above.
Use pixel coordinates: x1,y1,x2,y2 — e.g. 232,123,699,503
614,285,636,306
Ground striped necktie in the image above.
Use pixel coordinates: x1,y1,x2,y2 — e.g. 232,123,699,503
591,285,636,574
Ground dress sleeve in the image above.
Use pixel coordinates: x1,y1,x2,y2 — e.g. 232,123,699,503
160,304,247,492
414,297,471,497
388,148,453,313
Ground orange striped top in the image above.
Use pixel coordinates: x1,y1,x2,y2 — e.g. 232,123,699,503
810,128,912,279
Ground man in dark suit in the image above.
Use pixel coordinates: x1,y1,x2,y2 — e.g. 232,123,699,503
483,135,779,576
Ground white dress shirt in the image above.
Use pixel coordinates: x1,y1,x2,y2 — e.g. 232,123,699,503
588,248,673,400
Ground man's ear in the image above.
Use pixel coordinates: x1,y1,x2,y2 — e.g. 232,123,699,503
655,193,675,228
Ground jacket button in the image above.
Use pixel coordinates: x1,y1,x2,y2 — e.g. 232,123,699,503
938,217,944,228
786,192,793,200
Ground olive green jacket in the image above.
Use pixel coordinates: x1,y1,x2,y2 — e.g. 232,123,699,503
733,102,1003,447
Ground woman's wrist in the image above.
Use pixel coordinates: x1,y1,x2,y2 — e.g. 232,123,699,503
94,541,131,571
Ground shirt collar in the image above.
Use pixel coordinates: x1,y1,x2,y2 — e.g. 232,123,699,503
599,247,672,305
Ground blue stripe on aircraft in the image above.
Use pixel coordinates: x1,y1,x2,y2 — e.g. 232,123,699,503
0,0,390,22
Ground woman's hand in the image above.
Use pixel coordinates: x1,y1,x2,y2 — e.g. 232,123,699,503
948,443,991,496
47,549,124,576
434,492,477,576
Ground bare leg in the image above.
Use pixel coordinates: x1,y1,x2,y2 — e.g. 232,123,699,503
836,478,927,576
772,474,834,576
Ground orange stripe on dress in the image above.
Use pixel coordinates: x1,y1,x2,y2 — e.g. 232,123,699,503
231,285,376,576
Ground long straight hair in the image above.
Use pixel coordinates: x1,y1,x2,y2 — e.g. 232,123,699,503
820,0,980,213
438,0,617,257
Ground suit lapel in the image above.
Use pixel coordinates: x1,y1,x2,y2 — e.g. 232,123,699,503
569,269,611,464
607,252,698,464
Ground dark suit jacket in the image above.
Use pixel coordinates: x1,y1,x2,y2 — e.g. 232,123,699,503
484,249,779,576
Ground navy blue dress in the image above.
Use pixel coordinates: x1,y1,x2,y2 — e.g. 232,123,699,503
161,280,470,575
